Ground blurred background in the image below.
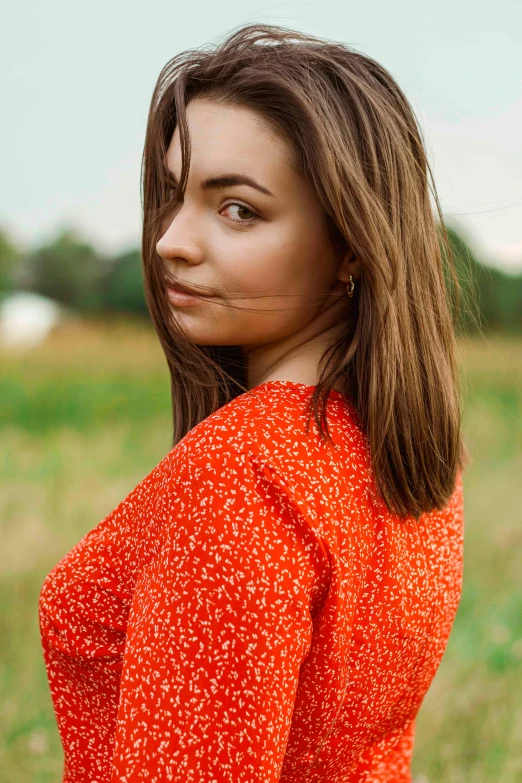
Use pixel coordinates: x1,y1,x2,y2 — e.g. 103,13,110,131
1,2,521,781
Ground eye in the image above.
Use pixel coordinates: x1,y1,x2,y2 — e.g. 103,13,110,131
222,202,259,225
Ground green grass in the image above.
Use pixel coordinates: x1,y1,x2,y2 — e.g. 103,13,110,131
1,320,521,782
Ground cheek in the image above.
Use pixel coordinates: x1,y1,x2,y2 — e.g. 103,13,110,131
222,239,312,314
228,224,321,296
210,267,319,345
176,218,333,344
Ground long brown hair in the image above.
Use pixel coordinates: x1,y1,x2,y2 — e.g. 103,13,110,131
140,22,466,520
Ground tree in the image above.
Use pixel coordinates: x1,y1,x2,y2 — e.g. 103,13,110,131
442,224,522,334
22,228,107,311
0,227,21,295
99,248,148,315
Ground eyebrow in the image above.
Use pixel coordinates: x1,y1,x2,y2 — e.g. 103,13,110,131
166,170,274,198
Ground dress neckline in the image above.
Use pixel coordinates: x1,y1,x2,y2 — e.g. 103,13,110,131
250,379,345,398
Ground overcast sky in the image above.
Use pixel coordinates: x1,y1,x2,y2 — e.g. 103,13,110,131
3,0,521,272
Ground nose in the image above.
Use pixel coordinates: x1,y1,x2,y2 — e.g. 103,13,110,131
155,205,203,265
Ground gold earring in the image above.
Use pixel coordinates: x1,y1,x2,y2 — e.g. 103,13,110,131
346,274,355,298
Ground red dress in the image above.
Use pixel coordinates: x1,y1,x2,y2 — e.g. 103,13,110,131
39,380,464,782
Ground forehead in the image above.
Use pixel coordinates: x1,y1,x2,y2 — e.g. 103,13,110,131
165,98,297,187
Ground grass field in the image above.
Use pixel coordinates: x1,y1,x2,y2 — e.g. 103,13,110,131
1,318,521,782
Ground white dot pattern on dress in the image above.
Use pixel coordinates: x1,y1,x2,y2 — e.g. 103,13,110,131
39,380,465,782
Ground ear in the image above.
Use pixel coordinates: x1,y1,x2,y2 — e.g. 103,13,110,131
337,251,361,284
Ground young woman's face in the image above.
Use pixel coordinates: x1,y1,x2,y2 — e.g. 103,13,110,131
156,97,351,354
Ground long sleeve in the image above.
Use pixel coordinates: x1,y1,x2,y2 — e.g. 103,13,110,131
345,719,416,782
109,447,324,783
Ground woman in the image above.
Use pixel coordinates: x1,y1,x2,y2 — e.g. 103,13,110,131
39,23,466,783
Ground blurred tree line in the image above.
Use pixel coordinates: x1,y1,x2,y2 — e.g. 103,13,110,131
0,223,521,333
0,227,148,318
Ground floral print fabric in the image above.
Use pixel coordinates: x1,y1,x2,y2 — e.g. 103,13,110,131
39,381,464,782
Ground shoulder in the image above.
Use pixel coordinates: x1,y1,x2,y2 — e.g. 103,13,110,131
164,388,265,477
163,384,369,524
167,383,362,474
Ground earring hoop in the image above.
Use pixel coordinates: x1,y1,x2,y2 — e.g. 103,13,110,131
346,274,355,298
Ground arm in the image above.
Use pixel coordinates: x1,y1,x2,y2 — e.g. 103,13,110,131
347,718,416,782
110,449,322,783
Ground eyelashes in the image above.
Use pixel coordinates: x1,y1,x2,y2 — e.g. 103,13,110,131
164,187,260,226
222,202,259,225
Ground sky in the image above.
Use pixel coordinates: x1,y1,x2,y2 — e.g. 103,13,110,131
3,0,522,273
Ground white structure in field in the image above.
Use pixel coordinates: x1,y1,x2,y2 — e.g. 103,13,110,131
0,291,73,349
